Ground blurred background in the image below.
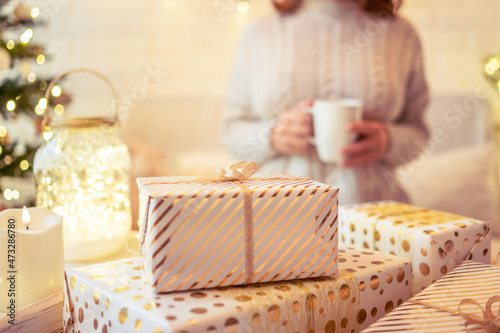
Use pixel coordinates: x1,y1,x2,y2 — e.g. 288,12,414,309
2,0,500,229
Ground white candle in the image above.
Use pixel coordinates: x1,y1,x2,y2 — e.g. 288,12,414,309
0,207,64,315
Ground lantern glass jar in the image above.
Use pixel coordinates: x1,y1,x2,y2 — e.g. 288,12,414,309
33,69,132,262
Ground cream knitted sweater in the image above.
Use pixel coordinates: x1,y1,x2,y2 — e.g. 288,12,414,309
222,0,429,205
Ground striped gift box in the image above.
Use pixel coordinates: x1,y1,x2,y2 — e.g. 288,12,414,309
363,261,500,332
137,173,339,293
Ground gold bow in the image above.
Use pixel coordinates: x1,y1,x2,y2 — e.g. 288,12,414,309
458,296,500,332
409,296,500,332
214,161,259,181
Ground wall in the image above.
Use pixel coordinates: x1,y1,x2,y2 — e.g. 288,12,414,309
29,0,500,174
28,0,273,173
402,0,500,95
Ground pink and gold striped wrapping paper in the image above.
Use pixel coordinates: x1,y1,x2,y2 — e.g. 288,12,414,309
137,174,339,293
363,261,500,332
339,201,491,296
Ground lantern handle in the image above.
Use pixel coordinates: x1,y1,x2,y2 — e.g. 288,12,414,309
42,68,120,129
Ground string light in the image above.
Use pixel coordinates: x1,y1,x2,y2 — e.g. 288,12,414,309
36,98,47,115
38,97,47,109
237,1,250,14
6,40,14,50
51,85,62,97
485,64,495,76
31,7,40,18
35,106,45,115
485,58,500,76
0,126,6,137
34,133,132,260
3,189,12,200
484,57,500,95
27,72,36,82
20,28,33,44
43,130,53,141
20,160,30,171
491,58,500,71
2,189,19,200
36,54,45,65
54,104,64,115
6,100,16,111
0,146,2,154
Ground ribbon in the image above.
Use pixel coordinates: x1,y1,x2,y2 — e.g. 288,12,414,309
458,296,500,331
408,295,500,332
213,162,258,284
140,162,308,286
213,161,259,182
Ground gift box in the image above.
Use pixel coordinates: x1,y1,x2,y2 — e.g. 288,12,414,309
63,245,412,333
362,261,500,332
137,165,339,293
339,201,491,295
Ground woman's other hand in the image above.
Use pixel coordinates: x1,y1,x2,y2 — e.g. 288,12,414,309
340,121,390,167
271,99,314,155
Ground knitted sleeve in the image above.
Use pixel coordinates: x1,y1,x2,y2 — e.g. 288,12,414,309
382,25,430,168
221,23,277,164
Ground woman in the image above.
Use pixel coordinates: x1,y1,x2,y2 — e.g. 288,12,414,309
222,0,429,205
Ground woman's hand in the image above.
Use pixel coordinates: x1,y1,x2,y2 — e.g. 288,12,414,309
270,99,314,155
340,121,390,167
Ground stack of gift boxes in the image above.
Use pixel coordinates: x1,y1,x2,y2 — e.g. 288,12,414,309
63,166,497,333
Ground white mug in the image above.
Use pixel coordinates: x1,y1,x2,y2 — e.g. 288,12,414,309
306,99,363,164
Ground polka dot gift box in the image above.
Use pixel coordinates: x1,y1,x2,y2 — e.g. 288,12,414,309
137,168,339,293
363,261,500,332
63,245,412,333
339,201,491,296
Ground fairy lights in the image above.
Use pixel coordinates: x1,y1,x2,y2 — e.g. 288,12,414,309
19,28,33,44
485,57,500,77
484,56,500,95
54,104,64,115
31,7,39,18
6,100,16,111
36,54,45,65
34,130,132,261
51,85,62,97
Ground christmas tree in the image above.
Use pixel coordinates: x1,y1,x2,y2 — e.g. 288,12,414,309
0,1,62,207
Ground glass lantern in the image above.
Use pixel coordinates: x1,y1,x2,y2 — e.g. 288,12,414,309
33,69,132,262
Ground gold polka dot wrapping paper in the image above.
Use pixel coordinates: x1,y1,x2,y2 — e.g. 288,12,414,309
137,173,340,293
362,261,500,332
339,201,491,296
63,245,412,332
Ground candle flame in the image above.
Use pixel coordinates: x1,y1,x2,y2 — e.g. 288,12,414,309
22,206,31,229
